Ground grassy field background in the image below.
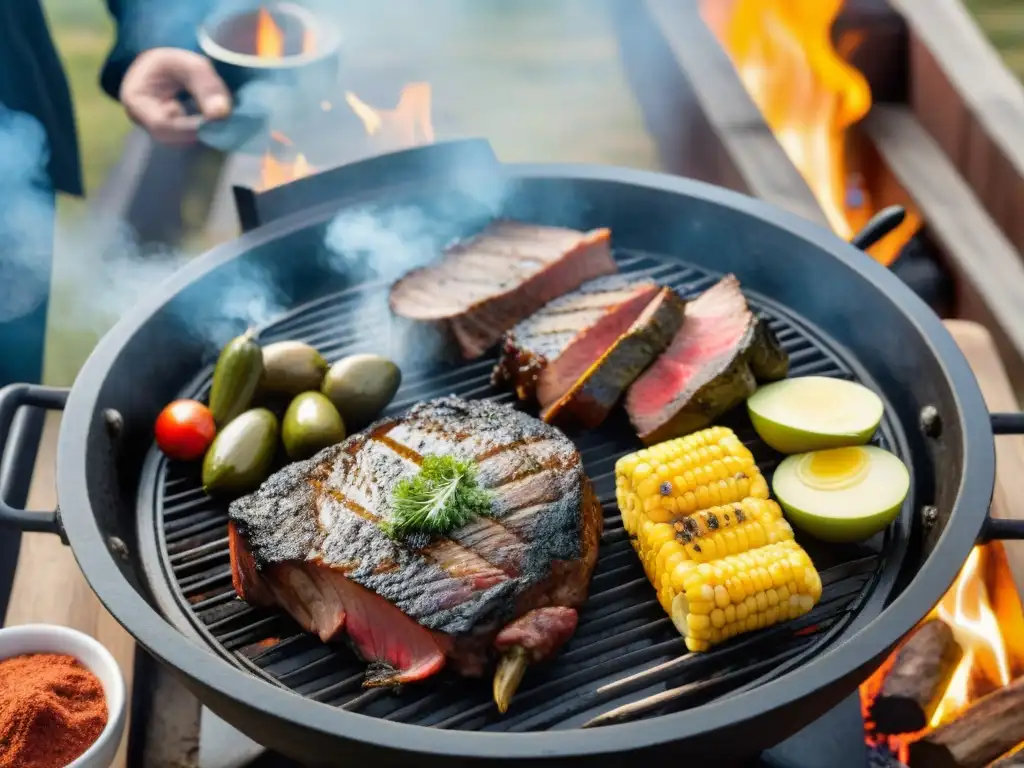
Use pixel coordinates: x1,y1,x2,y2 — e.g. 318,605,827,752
37,0,1024,386
42,0,132,386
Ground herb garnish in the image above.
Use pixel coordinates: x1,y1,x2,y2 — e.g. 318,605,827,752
383,454,494,540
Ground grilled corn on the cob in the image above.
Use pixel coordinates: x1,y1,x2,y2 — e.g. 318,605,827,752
615,427,822,651
615,426,769,536
670,539,822,651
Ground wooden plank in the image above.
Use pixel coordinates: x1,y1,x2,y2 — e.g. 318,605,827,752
3,413,135,768
944,319,1024,611
863,105,1024,390
833,0,909,105
889,0,1024,256
613,0,830,228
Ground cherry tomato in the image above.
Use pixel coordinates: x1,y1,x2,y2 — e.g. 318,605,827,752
155,399,217,461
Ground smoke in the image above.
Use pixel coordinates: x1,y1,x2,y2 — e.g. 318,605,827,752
0,0,621,389
0,108,55,325
0,103,284,377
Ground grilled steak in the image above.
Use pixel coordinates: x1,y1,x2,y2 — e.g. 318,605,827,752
492,275,661,406
626,275,789,445
389,221,616,360
541,287,687,429
228,396,603,686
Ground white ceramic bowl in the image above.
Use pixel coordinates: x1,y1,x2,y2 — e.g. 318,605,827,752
0,624,126,768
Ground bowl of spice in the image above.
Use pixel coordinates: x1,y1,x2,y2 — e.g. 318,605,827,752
0,623,126,768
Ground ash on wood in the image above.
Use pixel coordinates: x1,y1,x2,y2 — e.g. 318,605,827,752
907,675,1024,768
869,618,962,734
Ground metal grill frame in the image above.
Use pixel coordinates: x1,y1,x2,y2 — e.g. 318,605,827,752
138,249,910,734
51,153,995,765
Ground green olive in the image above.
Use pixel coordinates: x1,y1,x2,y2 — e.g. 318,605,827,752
202,408,279,496
261,341,329,396
321,354,401,430
282,391,346,460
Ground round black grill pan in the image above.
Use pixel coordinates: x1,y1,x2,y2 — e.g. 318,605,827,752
138,246,911,731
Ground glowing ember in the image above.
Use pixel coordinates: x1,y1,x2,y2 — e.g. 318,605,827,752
860,542,1024,762
701,0,921,266
255,7,285,59
344,83,435,148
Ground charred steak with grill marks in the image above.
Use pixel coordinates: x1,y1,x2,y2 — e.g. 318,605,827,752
492,275,662,406
541,287,687,429
228,396,603,695
389,221,616,360
626,275,789,445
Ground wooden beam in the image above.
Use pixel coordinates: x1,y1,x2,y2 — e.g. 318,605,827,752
888,0,1024,257
945,320,1024,590
612,0,829,228
863,107,1024,390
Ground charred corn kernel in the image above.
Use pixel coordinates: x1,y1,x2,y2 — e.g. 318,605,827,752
615,428,768,533
670,540,822,652
670,498,793,562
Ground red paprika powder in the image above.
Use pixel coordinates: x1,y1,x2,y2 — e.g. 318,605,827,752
0,653,108,768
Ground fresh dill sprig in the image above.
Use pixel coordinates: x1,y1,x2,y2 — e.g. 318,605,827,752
383,454,494,540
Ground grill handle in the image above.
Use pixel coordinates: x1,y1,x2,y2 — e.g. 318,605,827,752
0,383,69,536
851,205,907,251
980,412,1024,541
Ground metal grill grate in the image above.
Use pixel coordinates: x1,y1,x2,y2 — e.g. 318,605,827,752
151,250,901,730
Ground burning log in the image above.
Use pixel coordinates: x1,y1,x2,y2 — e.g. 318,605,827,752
907,675,1024,768
869,618,963,735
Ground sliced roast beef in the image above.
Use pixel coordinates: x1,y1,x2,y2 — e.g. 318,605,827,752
492,275,661,405
389,221,616,360
541,287,686,429
626,274,789,445
228,396,603,687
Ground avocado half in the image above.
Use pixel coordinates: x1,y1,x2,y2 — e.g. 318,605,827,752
772,445,910,542
747,376,884,454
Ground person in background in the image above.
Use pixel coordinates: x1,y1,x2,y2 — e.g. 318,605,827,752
0,0,226,621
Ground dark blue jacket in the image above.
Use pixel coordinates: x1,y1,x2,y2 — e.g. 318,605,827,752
0,0,213,195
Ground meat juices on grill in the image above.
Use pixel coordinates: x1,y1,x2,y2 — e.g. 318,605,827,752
227,396,603,690
541,287,687,429
626,275,789,445
389,221,616,360
492,275,661,406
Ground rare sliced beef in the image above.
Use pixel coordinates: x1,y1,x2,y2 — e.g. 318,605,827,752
389,221,616,360
492,275,661,406
228,396,603,686
541,287,686,429
626,275,789,445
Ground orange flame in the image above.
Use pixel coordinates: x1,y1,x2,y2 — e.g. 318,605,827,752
860,542,1024,760
928,545,1019,724
344,83,435,149
255,7,285,59
701,0,920,266
258,83,434,191
260,132,313,190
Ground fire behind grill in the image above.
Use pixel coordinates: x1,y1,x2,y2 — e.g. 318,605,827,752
144,248,905,732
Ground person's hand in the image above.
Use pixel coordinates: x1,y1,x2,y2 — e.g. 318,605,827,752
120,48,232,145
